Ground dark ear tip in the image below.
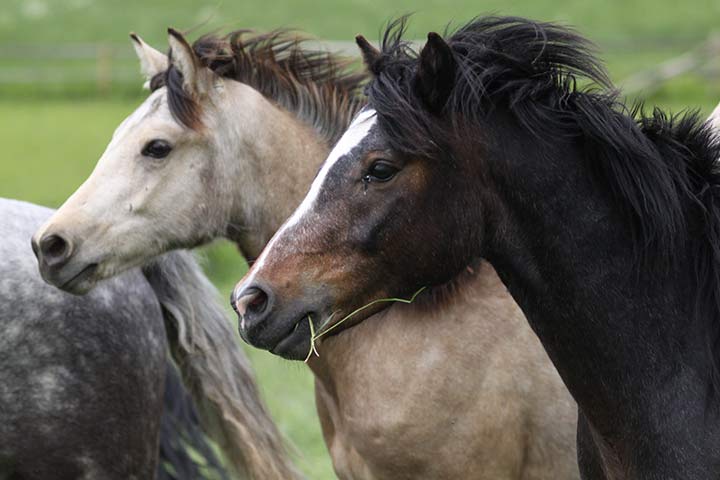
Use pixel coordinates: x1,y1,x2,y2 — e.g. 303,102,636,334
129,32,140,43
356,34,373,50
356,34,382,74
167,27,181,39
427,32,441,40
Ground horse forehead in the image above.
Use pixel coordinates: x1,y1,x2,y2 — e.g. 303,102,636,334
287,109,377,223
324,125,383,189
109,89,168,146
326,108,378,166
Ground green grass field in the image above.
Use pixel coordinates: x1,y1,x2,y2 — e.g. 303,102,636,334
2,0,720,45
2,1,720,478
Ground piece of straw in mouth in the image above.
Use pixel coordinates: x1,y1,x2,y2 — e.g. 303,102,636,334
303,286,426,363
304,314,320,363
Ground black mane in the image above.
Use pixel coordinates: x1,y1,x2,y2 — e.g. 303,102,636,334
366,16,720,390
367,16,611,153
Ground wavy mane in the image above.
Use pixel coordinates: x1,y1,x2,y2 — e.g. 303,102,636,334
366,16,720,392
153,29,367,145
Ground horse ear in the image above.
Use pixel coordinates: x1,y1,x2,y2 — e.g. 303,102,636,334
355,35,382,75
167,28,213,96
415,32,456,114
129,33,168,89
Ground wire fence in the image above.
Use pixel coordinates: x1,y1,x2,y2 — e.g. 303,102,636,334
0,41,360,91
1,37,719,94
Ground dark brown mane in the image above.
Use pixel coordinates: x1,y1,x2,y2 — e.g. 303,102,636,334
152,29,367,145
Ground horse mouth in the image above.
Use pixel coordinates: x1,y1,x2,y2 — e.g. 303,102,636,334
270,314,314,360
60,263,99,293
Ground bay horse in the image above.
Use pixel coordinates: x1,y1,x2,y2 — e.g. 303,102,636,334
33,29,579,478
0,198,230,480
232,16,720,480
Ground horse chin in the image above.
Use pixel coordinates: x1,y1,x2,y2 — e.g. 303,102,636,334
37,258,102,295
58,263,101,295
238,311,314,361
270,318,313,360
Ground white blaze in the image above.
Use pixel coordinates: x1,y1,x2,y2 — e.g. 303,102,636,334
238,108,377,325
287,107,377,228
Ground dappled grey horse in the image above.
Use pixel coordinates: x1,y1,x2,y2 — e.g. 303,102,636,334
1,198,293,479
1,198,166,479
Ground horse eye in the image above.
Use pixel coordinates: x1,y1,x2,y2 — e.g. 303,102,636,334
364,160,399,183
141,139,172,159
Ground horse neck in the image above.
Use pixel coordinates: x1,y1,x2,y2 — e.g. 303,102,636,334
307,261,517,390
478,119,715,436
219,81,331,258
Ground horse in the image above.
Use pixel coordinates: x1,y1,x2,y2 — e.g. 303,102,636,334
18,201,299,479
231,16,720,480
0,198,232,479
31,28,579,479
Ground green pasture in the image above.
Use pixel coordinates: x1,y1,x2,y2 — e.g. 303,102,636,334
1,0,719,45
2,1,720,479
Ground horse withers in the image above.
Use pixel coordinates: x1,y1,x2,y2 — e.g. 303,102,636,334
232,16,720,479
32,28,579,479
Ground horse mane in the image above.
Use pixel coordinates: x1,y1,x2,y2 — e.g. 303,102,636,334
152,29,367,145
367,16,720,391
143,250,301,479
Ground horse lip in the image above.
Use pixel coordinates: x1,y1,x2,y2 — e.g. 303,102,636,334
271,320,302,352
270,315,313,359
59,263,99,293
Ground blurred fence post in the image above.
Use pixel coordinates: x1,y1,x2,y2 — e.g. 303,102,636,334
96,44,113,94
620,33,720,96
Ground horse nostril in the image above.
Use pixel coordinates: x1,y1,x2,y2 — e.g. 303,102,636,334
232,286,270,320
247,289,268,313
234,286,269,317
39,234,72,267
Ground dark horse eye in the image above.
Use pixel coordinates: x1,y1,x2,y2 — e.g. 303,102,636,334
364,160,399,183
141,139,173,159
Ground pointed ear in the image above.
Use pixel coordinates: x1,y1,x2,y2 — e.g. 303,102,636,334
167,28,213,96
355,35,382,75
414,32,456,114
129,33,168,89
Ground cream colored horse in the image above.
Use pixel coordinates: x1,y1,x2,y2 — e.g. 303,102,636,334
33,30,579,479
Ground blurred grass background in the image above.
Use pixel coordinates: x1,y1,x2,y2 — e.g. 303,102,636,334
2,1,720,478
